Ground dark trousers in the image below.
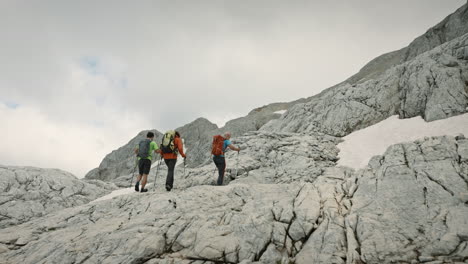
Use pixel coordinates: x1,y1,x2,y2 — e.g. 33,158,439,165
164,159,177,189
213,156,226,185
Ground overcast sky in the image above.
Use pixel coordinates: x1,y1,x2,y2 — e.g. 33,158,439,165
0,0,465,177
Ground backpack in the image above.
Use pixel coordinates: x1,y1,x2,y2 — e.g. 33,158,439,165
137,139,152,158
161,130,176,154
211,135,225,156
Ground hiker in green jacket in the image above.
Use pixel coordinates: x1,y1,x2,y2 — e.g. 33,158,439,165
134,132,160,192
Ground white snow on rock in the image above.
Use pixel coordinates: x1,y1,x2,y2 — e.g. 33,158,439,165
337,113,468,169
274,110,287,115
91,187,137,203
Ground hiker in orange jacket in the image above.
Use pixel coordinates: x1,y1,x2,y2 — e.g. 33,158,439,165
162,131,186,191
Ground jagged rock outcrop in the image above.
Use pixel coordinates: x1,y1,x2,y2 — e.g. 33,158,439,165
262,32,468,136
1,135,466,263
85,129,163,182
178,102,310,169
88,101,309,184
176,131,341,189
176,118,219,168
404,2,468,62
347,134,468,263
105,130,341,189
0,166,116,229
348,2,468,85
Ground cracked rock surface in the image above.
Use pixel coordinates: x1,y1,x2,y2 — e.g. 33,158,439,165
1,135,466,264
0,166,116,229
103,131,341,190
176,131,341,190
348,135,468,263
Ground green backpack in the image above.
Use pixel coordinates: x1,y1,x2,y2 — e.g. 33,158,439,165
161,130,176,154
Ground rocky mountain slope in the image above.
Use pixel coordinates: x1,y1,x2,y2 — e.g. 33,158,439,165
1,135,467,263
86,2,468,183
85,129,163,181
348,2,468,84
0,166,116,229
262,3,468,137
85,102,305,183
263,32,468,136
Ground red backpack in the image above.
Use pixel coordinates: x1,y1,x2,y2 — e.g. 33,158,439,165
211,135,225,156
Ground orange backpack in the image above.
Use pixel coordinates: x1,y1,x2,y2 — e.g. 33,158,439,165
211,135,225,156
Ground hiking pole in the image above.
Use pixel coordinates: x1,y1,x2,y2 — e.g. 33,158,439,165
234,151,240,177
154,156,162,192
130,156,137,188
183,158,186,177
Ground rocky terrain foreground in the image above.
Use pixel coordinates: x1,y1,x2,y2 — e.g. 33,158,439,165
0,166,116,229
0,135,467,264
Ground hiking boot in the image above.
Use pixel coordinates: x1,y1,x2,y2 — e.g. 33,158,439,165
134,183,139,192
165,185,171,192
140,188,148,193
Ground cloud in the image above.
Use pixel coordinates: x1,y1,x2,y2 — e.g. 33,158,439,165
0,103,145,178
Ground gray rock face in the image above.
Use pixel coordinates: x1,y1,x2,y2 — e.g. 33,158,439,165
1,136,466,264
106,130,341,190
0,166,116,229
175,117,219,168
348,135,468,263
179,103,310,170
404,3,468,62
348,2,468,85
89,102,308,184
176,131,341,189
262,33,468,136
85,129,163,182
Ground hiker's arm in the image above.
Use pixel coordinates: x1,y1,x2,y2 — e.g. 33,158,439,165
177,138,186,158
228,144,240,152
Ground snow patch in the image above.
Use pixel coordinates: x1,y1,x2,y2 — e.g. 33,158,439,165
91,187,137,203
337,113,468,169
274,110,287,115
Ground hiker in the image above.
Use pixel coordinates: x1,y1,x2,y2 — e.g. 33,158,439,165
160,130,186,191
134,132,160,192
212,132,240,186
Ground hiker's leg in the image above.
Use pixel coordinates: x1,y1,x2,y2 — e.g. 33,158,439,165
140,159,151,190
214,156,225,185
137,159,145,182
135,159,145,191
165,159,176,190
141,174,148,189
220,157,226,185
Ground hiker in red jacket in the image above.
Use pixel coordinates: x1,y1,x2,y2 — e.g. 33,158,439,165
212,132,240,186
161,131,186,191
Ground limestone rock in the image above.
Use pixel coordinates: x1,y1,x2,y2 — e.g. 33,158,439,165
85,129,163,182
87,102,309,184
0,136,466,263
0,166,116,229
262,33,468,136
175,131,341,190
348,135,468,263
